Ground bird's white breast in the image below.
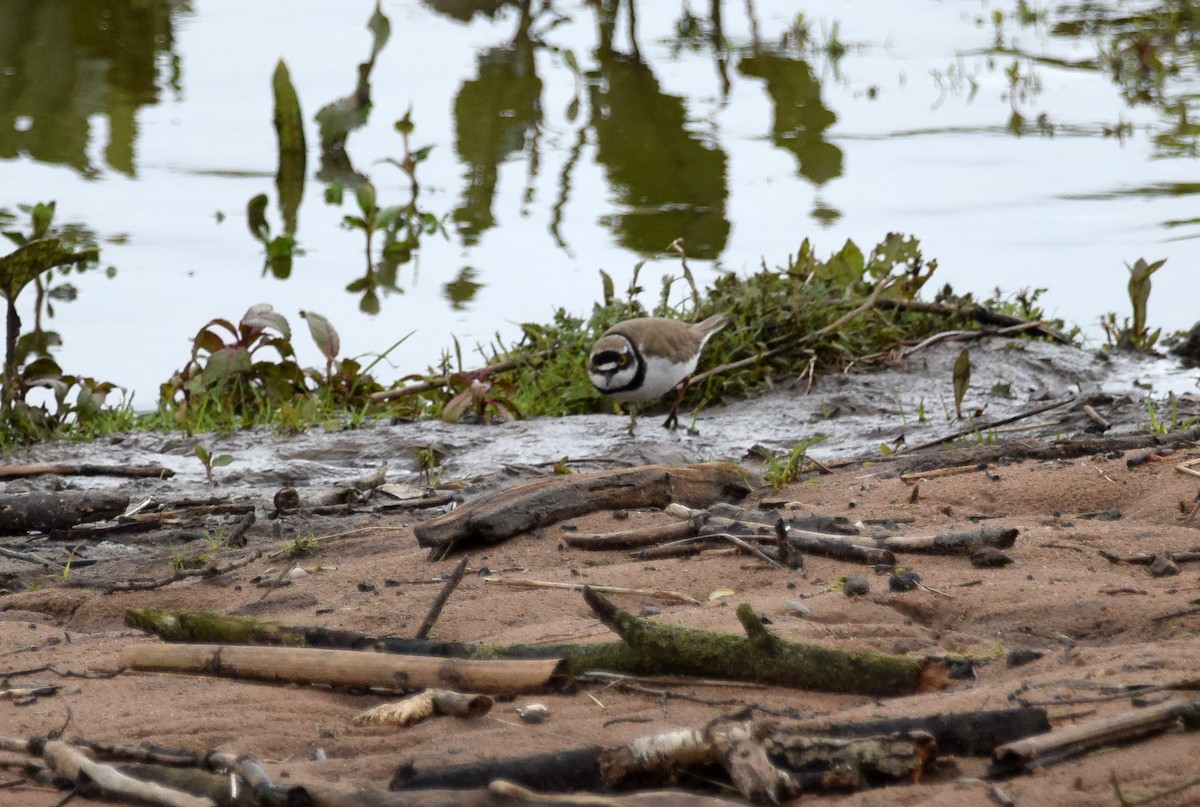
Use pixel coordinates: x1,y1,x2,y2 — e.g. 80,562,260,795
608,354,697,402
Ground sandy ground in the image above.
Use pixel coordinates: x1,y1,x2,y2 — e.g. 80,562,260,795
3,436,1200,806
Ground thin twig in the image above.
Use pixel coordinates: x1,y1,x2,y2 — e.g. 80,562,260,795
414,555,469,639
894,396,1076,455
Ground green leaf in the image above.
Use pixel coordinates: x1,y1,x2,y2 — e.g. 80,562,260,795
952,348,970,419
411,145,433,163
355,183,377,217
195,445,211,463
367,1,391,55
300,310,341,361
360,289,380,315
241,303,291,341
0,238,98,300
202,346,252,386
247,194,270,241
708,587,736,601
395,108,414,136
599,269,615,306
31,202,55,240
211,454,235,468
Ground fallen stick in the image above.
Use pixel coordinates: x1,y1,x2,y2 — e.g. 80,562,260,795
564,519,697,549
369,349,556,403
483,576,701,606
414,463,754,553
0,545,66,569
991,698,1200,776
102,548,262,593
893,396,1076,455
665,504,892,564
415,555,470,639
875,526,1018,554
120,643,566,694
876,298,1071,343
0,463,174,480
899,463,986,483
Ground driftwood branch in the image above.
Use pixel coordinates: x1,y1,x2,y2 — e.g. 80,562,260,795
414,463,754,553
0,490,130,533
0,463,174,480
581,587,941,696
119,643,567,694
393,706,1049,799
991,698,1200,776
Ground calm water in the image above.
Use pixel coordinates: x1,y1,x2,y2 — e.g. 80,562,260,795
1,0,1197,406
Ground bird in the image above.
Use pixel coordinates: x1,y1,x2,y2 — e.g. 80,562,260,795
588,314,729,433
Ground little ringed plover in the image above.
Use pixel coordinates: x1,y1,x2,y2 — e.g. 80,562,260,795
588,313,729,433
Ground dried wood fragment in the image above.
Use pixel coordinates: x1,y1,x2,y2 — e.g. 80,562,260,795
564,519,697,549
899,463,986,483
991,698,1200,775
391,745,605,792
415,555,469,639
120,643,566,694
0,463,174,480
0,490,129,533
415,463,753,553
876,526,1018,554
355,688,493,727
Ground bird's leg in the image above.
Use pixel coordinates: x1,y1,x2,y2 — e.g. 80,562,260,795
662,377,693,430
627,405,639,435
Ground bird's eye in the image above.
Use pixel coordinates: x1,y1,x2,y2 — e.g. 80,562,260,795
618,354,628,366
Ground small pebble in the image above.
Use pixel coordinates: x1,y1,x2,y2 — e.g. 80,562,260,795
516,703,549,724
1006,647,1043,668
843,576,870,597
357,581,376,593
971,548,1013,568
288,565,309,580
785,600,811,615
639,605,661,617
889,570,922,592
1148,555,1180,578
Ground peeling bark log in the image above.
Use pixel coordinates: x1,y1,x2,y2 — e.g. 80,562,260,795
709,722,935,802
119,643,567,694
991,698,1200,776
776,707,1051,756
414,463,754,553
0,490,129,533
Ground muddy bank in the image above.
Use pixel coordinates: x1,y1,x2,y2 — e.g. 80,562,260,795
5,340,1195,500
